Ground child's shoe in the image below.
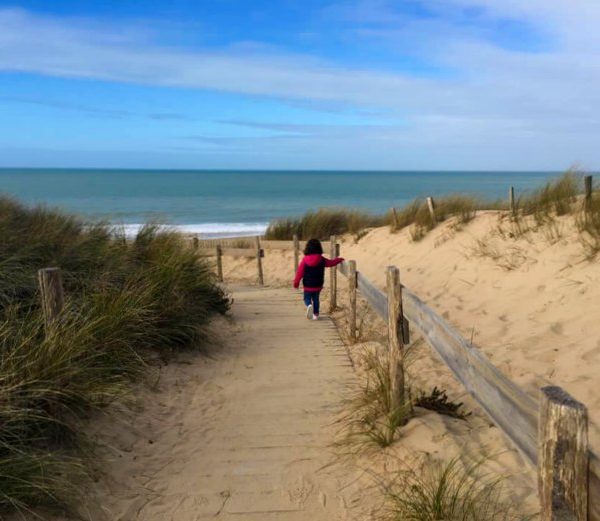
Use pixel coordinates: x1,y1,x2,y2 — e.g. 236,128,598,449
306,304,313,319
312,314,319,321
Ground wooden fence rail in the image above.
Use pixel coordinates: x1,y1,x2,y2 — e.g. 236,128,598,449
192,237,265,286
335,259,600,519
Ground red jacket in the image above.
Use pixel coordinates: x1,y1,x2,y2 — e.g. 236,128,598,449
293,254,344,291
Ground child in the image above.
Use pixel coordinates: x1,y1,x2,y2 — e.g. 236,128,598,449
293,238,344,320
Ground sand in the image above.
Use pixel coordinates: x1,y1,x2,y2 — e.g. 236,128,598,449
49,286,370,521
43,210,600,519
220,210,600,514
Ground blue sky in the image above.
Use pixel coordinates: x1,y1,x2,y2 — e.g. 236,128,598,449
1,1,599,170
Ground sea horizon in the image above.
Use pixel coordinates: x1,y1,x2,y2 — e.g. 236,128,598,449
0,168,573,237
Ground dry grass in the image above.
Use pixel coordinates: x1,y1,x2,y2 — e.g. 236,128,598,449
0,197,230,516
393,195,499,241
265,208,388,241
577,192,600,257
337,350,412,449
380,457,528,521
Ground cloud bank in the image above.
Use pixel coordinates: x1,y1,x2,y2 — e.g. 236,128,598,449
1,2,599,169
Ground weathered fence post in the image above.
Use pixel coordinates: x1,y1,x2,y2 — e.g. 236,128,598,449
391,207,399,230
386,266,405,412
509,186,516,216
538,386,588,521
329,235,337,312
216,245,224,282
426,197,437,225
584,175,593,211
38,267,64,333
293,234,300,273
255,236,264,286
192,237,199,250
348,260,357,342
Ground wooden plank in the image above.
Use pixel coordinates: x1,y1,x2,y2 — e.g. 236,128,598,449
348,261,357,342
260,240,296,250
391,207,399,230
387,266,405,409
402,287,538,464
585,175,593,211
589,453,600,520
426,197,437,225
293,235,300,273
222,248,264,258
538,386,588,521
356,272,388,322
255,236,264,286
216,246,223,282
195,237,256,249
330,235,337,312
509,186,516,216
38,267,64,333
338,261,348,277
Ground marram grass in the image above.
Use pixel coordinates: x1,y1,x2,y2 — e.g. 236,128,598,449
0,197,230,516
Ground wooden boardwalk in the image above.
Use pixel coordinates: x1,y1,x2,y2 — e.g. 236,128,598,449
180,286,355,520
97,286,357,521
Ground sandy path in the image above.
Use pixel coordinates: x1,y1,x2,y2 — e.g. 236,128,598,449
71,285,358,521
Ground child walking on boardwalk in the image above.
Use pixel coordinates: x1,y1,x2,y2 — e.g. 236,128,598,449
293,238,344,320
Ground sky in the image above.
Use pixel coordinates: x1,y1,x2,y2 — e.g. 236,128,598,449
0,1,599,170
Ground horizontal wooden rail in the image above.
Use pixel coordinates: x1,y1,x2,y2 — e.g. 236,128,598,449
197,247,264,258
337,262,600,516
195,238,332,251
402,287,538,464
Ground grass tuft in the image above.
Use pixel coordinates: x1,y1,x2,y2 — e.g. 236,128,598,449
337,350,412,449
382,457,527,521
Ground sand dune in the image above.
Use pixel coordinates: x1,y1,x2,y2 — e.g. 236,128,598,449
222,210,600,514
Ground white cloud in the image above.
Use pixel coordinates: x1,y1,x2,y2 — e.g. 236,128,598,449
1,5,600,168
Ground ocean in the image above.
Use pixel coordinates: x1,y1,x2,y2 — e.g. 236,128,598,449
0,169,558,237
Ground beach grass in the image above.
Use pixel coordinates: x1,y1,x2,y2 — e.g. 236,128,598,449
265,208,389,241
0,197,230,516
381,457,526,521
337,350,412,450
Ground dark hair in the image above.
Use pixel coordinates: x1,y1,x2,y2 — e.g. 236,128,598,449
304,238,323,255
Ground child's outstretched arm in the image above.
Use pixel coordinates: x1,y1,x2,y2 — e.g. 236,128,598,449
293,259,305,288
323,256,344,268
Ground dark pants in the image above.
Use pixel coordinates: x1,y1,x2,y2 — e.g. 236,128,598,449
303,290,321,315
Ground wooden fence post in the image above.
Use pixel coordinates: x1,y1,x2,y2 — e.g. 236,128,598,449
293,234,300,273
584,175,593,211
38,267,64,333
538,386,588,521
426,197,437,225
192,237,199,250
348,260,357,342
386,266,405,412
391,207,399,230
216,245,224,282
255,236,264,286
329,235,337,312
509,186,516,216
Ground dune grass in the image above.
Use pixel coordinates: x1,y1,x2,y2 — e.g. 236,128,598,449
381,457,527,521
265,208,389,241
577,189,600,257
337,350,413,450
0,197,230,516
265,171,595,247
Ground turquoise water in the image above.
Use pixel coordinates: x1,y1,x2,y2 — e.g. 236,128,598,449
0,169,558,236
